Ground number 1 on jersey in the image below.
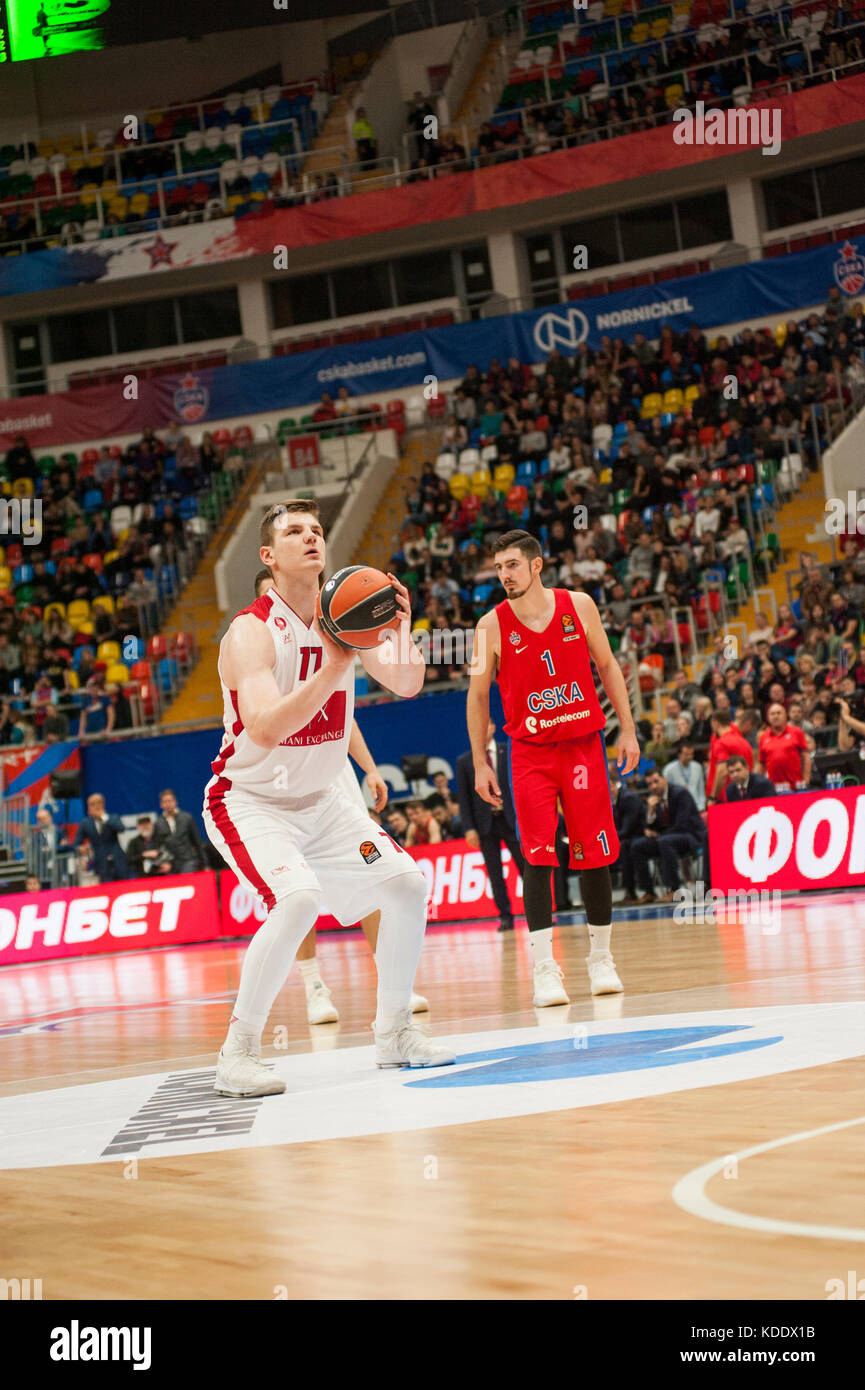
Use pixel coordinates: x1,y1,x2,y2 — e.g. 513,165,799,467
541,649,556,678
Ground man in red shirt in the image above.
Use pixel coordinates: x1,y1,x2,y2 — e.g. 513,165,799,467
706,710,753,804
758,702,811,788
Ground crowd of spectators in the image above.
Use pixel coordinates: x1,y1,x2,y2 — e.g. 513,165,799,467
406,10,865,178
0,422,230,746
384,296,865,897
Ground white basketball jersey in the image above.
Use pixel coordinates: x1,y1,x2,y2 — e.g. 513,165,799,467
206,587,354,800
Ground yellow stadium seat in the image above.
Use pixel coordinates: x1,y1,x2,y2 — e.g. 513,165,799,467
86,154,104,170
470,468,492,498
12,477,34,497
80,185,99,207
630,22,649,42
37,140,56,159
412,618,431,632
493,463,515,489
57,134,76,154
775,322,787,346
651,18,670,38
226,194,244,212
102,550,120,567
43,602,66,621
663,388,685,411
665,83,684,109
66,669,79,691
449,471,470,498
0,566,11,592
74,619,95,637
0,544,4,565
684,384,700,402
67,600,91,625
641,393,663,418
108,197,128,220
97,641,120,663
1,482,10,496
91,593,115,614
129,193,149,216
105,663,129,684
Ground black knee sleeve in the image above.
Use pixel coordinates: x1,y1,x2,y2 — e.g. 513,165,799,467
580,866,612,925
522,863,554,932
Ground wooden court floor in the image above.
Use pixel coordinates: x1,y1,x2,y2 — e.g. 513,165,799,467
2,894,865,1301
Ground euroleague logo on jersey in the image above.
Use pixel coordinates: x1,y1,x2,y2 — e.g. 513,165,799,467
561,613,579,641
359,840,381,864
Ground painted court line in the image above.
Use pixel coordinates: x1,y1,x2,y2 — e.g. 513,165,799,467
672,1114,865,1242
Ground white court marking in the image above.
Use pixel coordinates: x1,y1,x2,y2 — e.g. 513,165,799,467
672,1115,865,1242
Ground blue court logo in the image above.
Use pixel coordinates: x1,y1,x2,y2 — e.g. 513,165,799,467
406,1024,781,1088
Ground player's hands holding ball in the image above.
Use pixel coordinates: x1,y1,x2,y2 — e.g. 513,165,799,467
314,615,356,674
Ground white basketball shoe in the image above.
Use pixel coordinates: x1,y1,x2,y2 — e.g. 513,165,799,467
214,1029,286,1097
306,980,339,1025
374,1009,455,1068
532,958,570,1007
586,953,624,996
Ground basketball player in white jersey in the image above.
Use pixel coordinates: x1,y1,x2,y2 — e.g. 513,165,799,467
204,500,454,1096
253,569,429,1024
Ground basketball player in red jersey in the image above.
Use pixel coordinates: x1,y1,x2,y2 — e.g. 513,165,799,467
467,530,640,1005
203,500,454,1096
253,568,429,1025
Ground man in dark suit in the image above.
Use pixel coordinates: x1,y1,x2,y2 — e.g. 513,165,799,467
71,793,128,882
610,773,647,905
33,804,72,887
631,768,705,903
457,721,524,931
154,788,205,873
723,754,776,801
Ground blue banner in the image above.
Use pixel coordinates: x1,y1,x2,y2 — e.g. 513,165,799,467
80,688,506,827
162,234,865,420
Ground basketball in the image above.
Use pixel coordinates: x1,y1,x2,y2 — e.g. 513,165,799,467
316,565,400,649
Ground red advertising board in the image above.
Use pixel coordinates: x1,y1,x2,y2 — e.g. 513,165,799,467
219,838,524,935
709,785,865,892
287,434,320,470
0,872,220,967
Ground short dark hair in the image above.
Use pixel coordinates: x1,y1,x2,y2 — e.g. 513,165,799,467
492,530,542,562
424,793,445,810
727,754,749,769
260,498,320,549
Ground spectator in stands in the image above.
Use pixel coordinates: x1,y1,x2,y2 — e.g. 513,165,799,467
758,701,812,788
154,788,205,873
78,675,115,739
199,431,223,475
723,754,776,801
0,700,15,745
352,107,377,165
610,772,646,905
4,434,36,482
706,709,754,803
664,740,707,811
384,806,409,846
41,702,70,742
72,793,128,883
630,769,705,904
404,799,442,846
127,815,174,878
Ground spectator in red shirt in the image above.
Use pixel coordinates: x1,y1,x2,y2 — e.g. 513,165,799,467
758,703,812,789
312,392,337,423
706,711,754,803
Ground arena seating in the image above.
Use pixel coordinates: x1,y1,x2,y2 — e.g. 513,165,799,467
0,429,245,742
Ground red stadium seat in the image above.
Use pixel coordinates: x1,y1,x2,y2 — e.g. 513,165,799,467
146,636,167,660
130,661,152,681
82,553,103,573
212,429,231,446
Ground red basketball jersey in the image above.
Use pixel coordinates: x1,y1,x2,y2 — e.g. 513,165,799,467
495,588,606,744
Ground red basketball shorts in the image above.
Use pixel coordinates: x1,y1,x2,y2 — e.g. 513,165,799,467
509,731,619,870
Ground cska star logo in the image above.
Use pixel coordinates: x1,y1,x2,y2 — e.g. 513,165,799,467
834,240,865,296
509,631,521,646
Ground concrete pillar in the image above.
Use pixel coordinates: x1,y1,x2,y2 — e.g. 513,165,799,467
487,230,528,308
237,277,271,351
726,176,765,262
